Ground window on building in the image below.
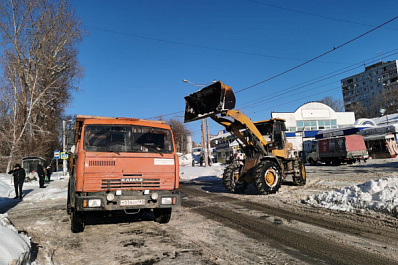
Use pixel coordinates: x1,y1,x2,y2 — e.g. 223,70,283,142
318,120,325,129
295,119,337,131
296,121,304,131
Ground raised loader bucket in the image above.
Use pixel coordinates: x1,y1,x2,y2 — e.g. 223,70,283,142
184,81,236,123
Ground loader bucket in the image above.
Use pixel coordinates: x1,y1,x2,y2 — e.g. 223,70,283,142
184,81,236,123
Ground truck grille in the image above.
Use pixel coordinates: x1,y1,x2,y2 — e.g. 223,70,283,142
89,160,115,167
101,179,161,189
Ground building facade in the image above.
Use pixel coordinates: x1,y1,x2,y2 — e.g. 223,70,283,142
341,60,398,116
271,102,355,152
271,102,355,132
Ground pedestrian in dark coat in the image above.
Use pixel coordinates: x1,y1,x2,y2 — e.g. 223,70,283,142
46,165,52,183
37,163,46,188
8,164,26,199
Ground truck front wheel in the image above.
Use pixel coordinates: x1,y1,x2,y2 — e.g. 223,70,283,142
154,208,172,224
254,161,282,195
71,211,85,233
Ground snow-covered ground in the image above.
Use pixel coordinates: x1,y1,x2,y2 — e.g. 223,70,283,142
1,160,398,264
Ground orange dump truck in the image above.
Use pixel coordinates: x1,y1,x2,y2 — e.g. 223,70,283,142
66,115,181,233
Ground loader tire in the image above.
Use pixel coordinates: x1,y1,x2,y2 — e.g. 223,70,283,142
254,160,282,195
223,165,247,193
71,211,85,233
154,208,172,224
293,159,306,186
223,165,240,193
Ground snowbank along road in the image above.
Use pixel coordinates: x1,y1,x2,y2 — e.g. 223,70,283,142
4,158,398,264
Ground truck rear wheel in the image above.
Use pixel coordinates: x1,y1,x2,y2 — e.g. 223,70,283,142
293,159,306,186
254,160,282,195
71,211,85,233
154,208,172,223
223,165,240,193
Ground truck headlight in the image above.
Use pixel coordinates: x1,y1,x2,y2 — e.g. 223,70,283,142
151,192,159,200
106,193,115,201
88,199,101,207
161,197,172,205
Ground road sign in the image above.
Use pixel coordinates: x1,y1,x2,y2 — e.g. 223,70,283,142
54,151,60,159
61,152,68,160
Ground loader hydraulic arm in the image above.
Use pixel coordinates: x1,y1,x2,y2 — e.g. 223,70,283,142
210,110,268,155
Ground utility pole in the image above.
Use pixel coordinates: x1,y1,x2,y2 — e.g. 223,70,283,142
206,118,211,165
201,119,208,167
62,120,67,177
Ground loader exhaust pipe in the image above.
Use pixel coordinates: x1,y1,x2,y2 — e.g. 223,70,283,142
184,81,236,123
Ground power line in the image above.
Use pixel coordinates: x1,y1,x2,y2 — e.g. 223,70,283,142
238,49,398,110
245,0,398,31
144,49,398,122
86,26,343,64
250,86,342,115
145,110,184,120
235,15,398,94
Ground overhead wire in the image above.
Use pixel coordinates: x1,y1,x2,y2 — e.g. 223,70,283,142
144,49,398,121
250,86,342,115
234,15,398,94
243,50,398,114
238,49,398,110
86,26,340,63
245,0,398,31
140,15,398,120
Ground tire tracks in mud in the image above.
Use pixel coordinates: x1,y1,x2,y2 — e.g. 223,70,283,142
180,183,398,265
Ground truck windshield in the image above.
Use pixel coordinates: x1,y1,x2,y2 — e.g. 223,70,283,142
83,125,174,153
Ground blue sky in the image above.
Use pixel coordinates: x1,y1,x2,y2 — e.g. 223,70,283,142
68,0,398,143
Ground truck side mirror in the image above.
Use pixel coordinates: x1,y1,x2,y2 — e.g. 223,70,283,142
66,129,75,153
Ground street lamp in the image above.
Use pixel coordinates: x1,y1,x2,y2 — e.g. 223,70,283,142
183,79,216,167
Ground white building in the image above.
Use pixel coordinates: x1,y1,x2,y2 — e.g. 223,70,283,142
271,102,355,132
271,102,355,152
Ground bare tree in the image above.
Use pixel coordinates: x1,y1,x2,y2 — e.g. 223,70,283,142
167,118,191,153
0,0,84,171
378,85,398,115
352,101,370,119
317,96,344,112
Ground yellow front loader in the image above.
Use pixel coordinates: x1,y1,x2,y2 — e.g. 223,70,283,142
184,81,306,194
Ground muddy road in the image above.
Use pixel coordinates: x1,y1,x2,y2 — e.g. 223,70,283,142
7,159,398,264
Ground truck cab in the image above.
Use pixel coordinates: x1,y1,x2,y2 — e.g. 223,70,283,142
307,141,320,165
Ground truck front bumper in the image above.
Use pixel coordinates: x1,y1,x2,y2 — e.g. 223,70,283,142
75,190,181,211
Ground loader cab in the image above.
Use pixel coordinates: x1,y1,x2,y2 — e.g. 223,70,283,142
255,118,287,150
273,121,286,150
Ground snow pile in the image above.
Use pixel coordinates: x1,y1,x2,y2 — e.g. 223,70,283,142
0,177,13,200
178,153,194,166
307,177,398,217
0,176,31,265
0,171,66,265
0,214,31,265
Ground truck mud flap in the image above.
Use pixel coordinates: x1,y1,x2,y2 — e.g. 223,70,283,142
184,81,236,122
